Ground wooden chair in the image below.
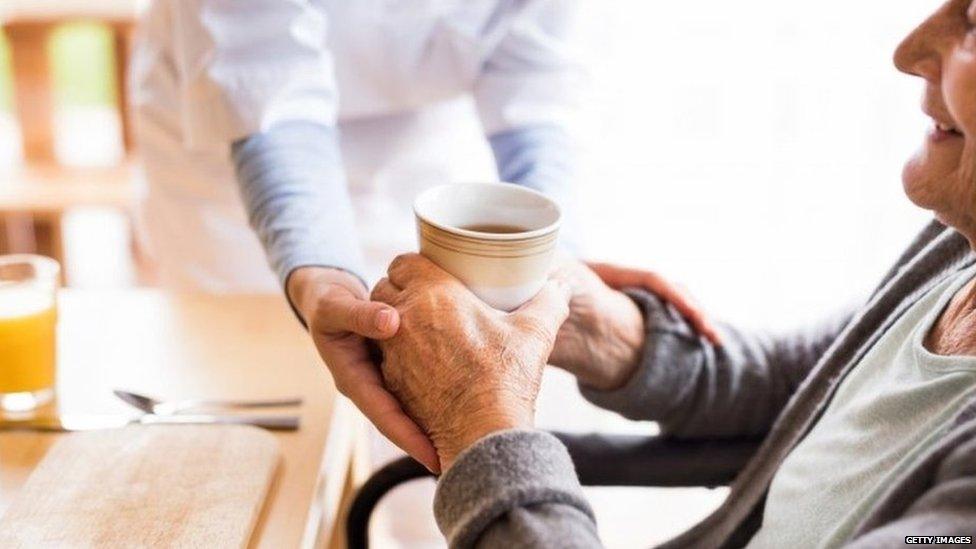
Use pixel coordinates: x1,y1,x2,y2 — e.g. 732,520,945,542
0,0,140,282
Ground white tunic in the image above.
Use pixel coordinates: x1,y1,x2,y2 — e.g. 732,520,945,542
129,0,582,290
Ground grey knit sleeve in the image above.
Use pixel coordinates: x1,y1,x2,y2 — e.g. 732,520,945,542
581,290,852,438
434,430,602,548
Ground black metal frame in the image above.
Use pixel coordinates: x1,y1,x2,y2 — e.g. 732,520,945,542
346,432,760,549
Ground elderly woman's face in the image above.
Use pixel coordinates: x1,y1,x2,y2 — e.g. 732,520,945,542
896,0,976,228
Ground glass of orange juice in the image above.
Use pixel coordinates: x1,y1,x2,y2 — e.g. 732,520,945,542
0,255,59,412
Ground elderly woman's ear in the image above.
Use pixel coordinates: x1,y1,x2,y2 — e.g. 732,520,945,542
372,253,571,471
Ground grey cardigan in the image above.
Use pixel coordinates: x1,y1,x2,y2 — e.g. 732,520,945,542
433,220,976,548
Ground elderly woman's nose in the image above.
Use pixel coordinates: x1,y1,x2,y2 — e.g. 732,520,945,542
894,25,942,81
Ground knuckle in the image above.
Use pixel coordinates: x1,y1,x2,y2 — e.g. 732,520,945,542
516,316,556,344
371,280,393,303
431,278,464,299
427,279,451,296
389,253,419,274
389,254,407,271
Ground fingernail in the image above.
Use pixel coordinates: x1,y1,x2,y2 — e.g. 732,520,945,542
376,309,394,332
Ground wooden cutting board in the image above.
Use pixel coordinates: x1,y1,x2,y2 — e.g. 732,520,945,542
0,425,280,548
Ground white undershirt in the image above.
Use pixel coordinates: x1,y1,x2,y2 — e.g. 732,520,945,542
749,265,976,548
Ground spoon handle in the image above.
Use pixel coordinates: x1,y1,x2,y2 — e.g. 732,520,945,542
140,413,301,431
157,397,304,415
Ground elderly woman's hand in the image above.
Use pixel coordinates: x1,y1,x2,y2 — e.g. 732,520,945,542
371,254,571,471
550,259,719,391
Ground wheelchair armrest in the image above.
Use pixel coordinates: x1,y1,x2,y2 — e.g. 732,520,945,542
345,431,760,548
553,432,760,488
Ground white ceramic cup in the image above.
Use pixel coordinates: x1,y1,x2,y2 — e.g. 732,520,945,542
413,182,562,311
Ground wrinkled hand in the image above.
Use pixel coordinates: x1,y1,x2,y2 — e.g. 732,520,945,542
371,254,571,471
288,266,438,472
550,260,720,391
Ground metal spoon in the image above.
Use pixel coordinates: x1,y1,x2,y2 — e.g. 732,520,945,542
113,389,303,416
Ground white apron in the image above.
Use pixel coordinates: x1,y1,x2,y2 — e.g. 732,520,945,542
135,95,496,292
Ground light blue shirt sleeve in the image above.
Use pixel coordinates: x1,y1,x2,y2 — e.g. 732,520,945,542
231,121,367,293
231,121,579,313
489,125,582,252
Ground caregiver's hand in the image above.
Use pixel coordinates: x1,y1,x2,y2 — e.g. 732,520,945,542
287,266,439,472
590,262,720,345
371,254,571,472
550,260,720,391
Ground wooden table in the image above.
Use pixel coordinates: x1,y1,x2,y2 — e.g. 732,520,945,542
0,290,360,548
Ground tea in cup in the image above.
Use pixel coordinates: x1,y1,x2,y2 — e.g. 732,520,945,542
413,182,561,311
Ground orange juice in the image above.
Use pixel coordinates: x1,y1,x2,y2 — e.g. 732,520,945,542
0,290,57,394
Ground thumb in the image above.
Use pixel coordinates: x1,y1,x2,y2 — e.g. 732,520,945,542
319,291,401,339
511,278,573,338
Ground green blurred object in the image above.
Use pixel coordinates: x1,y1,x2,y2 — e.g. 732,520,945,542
51,23,117,107
0,22,115,112
0,34,11,111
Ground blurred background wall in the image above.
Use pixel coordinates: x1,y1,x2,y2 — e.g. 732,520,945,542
0,13,133,287
551,2,938,546
571,1,935,331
